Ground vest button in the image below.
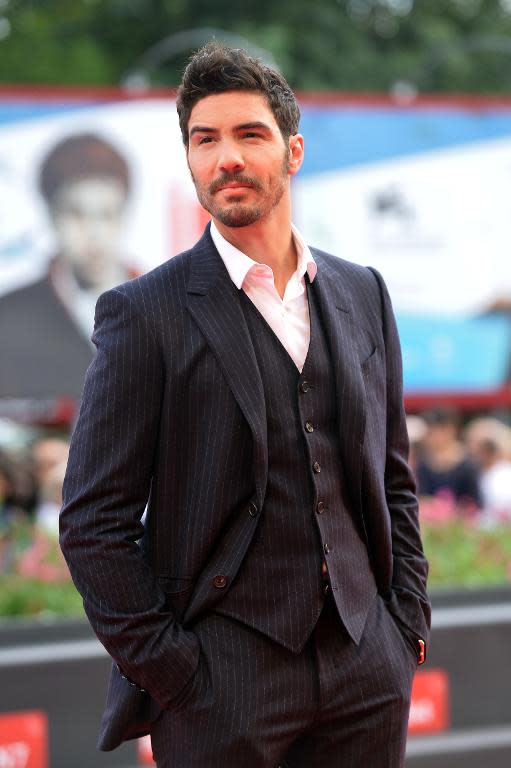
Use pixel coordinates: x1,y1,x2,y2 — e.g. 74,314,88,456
213,575,227,589
313,461,321,473
248,501,258,517
300,381,311,393
324,543,331,555
305,421,314,433
316,501,325,513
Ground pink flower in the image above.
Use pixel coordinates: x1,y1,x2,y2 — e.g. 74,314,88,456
419,492,457,524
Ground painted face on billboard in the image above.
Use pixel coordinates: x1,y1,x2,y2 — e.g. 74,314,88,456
50,176,127,292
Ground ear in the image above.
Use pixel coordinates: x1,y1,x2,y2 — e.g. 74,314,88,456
288,133,304,176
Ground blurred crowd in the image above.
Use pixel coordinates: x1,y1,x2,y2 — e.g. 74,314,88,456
0,430,69,544
1,407,511,572
408,408,511,524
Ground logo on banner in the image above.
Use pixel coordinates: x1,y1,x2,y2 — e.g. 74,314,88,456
408,668,450,734
0,711,48,768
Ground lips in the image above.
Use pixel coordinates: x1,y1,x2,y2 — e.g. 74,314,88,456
210,176,260,194
217,183,252,192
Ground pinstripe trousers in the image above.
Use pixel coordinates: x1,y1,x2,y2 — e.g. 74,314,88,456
150,593,417,767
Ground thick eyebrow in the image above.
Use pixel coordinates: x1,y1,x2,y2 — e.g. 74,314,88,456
189,121,272,139
235,121,272,132
189,126,217,138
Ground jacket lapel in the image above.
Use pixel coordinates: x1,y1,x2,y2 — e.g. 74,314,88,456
186,227,268,506
310,251,368,527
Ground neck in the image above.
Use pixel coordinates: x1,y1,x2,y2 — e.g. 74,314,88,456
214,200,297,299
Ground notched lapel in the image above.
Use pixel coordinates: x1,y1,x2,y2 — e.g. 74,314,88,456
186,232,268,505
311,260,368,525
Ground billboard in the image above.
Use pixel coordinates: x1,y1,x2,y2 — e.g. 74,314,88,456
1,88,510,415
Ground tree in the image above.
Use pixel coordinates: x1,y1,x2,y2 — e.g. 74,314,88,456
2,0,511,92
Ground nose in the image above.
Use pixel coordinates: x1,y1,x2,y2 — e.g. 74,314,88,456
217,139,245,174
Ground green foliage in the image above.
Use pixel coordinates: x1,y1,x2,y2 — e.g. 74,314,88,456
422,519,511,588
0,574,83,616
2,0,511,91
1,515,511,619
0,519,84,618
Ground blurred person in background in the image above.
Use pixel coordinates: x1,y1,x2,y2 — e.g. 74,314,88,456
416,406,482,514
0,447,34,571
467,420,511,522
34,458,67,535
473,438,511,521
406,413,427,474
30,435,69,531
31,435,69,490
464,416,511,462
60,43,429,768
0,133,134,400
0,449,22,527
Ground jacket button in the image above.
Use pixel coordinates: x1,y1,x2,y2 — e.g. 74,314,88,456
316,501,325,514
300,381,311,393
213,575,227,589
313,461,321,473
248,501,258,517
305,421,314,433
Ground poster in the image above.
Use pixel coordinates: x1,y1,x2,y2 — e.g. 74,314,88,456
1,88,510,411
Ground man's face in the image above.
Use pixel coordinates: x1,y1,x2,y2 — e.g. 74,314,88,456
51,176,126,292
32,438,69,487
186,91,301,228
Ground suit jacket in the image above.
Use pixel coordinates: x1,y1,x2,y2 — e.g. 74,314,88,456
60,224,430,749
0,273,93,399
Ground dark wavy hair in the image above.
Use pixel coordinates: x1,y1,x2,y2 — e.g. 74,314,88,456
176,42,300,146
39,133,130,205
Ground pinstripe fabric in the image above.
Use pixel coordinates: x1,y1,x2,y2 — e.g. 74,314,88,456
150,593,417,767
59,224,430,753
217,283,376,651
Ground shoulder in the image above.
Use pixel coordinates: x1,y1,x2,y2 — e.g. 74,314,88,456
93,236,209,343
310,245,387,324
111,248,193,303
96,241,199,329
0,275,55,311
107,223,216,303
311,246,381,295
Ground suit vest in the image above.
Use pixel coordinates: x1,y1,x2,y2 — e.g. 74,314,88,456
216,281,376,652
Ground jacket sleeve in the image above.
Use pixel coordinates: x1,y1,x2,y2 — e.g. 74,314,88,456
60,287,200,708
369,268,431,646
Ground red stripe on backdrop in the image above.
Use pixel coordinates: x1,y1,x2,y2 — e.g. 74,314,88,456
296,92,511,109
405,384,511,413
0,84,175,101
2,84,511,110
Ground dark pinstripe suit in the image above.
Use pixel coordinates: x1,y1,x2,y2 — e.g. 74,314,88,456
60,224,430,766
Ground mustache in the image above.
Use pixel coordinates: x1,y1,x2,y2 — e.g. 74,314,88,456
209,173,263,195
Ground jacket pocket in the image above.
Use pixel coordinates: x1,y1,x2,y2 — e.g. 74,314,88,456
360,345,378,373
157,576,195,623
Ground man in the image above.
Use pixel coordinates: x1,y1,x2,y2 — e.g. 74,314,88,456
471,435,511,521
0,133,132,400
60,43,430,768
31,435,70,534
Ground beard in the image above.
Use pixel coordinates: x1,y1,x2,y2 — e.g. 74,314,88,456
190,151,290,228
